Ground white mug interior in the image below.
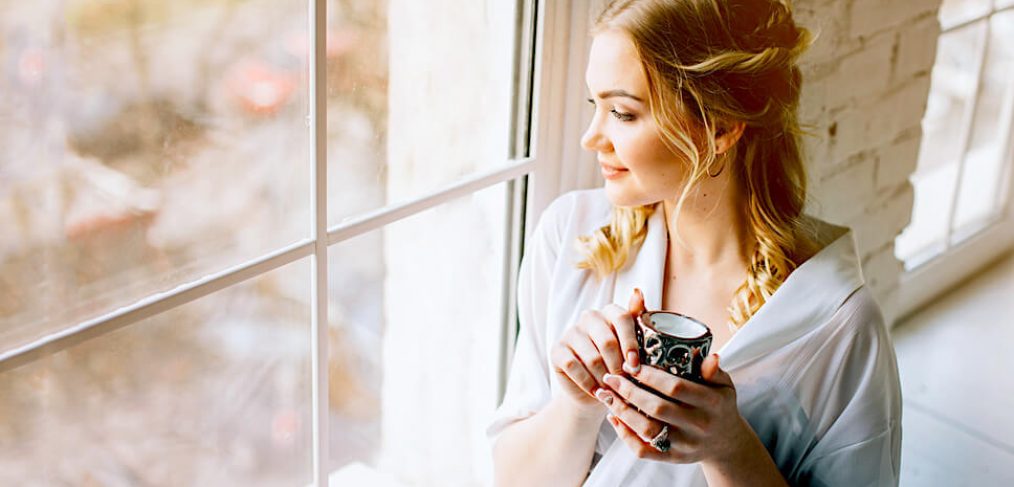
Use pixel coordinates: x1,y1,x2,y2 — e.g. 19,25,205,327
649,313,708,338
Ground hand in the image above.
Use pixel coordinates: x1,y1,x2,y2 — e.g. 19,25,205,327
595,353,754,465
550,288,647,419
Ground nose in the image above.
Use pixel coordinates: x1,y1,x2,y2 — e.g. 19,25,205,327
580,112,611,153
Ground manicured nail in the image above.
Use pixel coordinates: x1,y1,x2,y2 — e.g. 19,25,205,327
603,373,620,388
626,350,640,370
623,360,640,375
595,389,613,405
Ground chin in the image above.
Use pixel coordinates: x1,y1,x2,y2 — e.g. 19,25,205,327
603,181,655,208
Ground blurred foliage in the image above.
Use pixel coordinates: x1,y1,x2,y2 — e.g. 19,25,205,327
65,0,240,36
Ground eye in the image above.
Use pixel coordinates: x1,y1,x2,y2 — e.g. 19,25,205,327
610,109,635,122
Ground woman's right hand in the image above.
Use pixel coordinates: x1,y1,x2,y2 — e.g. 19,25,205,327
550,288,647,419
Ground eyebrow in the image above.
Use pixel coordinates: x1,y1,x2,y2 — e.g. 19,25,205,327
591,89,645,103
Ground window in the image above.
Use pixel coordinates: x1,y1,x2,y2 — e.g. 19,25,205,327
0,0,542,485
897,0,1014,267
896,0,1014,315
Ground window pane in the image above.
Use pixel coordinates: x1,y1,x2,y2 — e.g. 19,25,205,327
327,183,508,485
897,22,988,266
0,1,310,352
0,259,312,485
326,0,518,227
952,11,1014,239
940,0,992,30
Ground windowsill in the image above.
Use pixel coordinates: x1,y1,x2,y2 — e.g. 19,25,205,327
327,462,410,487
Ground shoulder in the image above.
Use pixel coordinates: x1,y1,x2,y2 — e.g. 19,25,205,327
815,285,901,409
828,286,892,348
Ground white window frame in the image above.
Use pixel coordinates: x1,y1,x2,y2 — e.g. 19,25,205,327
0,1,544,485
497,0,608,400
897,2,1014,321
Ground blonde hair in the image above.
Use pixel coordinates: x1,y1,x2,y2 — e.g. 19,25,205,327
575,0,819,328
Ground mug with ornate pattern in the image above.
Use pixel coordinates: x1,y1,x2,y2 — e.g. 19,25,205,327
634,310,713,384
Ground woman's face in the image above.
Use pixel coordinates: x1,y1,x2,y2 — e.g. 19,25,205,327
581,30,689,208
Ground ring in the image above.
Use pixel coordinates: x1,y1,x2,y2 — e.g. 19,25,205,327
650,424,671,452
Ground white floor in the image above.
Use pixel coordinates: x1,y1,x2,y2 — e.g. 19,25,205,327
893,251,1014,486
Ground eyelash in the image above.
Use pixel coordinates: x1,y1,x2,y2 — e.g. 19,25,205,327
586,98,635,122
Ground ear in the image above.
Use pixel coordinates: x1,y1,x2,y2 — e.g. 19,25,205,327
715,120,746,155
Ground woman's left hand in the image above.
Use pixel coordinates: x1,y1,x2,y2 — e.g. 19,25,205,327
594,353,754,465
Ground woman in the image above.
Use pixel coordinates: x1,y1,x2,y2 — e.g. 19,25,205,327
487,0,901,486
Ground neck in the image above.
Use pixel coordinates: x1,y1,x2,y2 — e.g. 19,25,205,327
661,173,752,273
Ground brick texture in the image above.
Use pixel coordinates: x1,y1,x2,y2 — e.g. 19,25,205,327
796,0,943,324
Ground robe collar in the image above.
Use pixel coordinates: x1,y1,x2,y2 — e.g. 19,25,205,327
611,205,865,371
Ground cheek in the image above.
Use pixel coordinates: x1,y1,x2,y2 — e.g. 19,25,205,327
622,138,683,189
606,143,685,207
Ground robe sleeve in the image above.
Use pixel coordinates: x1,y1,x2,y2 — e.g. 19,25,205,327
792,289,903,487
484,193,570,449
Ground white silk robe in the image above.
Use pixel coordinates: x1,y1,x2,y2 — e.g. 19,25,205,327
486,188,902,486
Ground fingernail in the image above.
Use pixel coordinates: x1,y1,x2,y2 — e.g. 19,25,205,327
627,350,640,368
595,388,613,405
603,373,620,388
623,360,640,375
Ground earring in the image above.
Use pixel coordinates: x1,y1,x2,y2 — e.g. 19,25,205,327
707,154,726,178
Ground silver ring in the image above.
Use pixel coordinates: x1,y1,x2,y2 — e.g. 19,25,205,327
650,424,670,452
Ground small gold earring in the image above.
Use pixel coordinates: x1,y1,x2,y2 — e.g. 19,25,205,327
707,154,726,178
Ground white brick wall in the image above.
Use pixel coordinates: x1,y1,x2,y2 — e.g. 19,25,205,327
796,0,942,324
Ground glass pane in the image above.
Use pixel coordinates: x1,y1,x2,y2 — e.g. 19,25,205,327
897,22,988,266
0,1,310,352
327,183,508,485
940,0,992,30
952,10,1014,239
0,259,312,485
326,0,518,227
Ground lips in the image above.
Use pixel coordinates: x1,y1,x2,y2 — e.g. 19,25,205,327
599,162,628,171
600,164,629,180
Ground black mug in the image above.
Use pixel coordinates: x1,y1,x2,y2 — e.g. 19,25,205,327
634,310,713,384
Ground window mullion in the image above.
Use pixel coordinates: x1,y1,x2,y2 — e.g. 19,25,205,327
989,25,1014,216
0,240,314,374
945,21,992,248
309,0,329,485
327,158,536,246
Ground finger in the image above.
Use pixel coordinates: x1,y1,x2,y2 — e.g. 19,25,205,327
601,304,640,374
701,354,733,388
622,362,717,408
550,344,600,398
595,388,662,444
568,335,611,389
585,311,624,375
588,326,624,377
605,413,667,462
628,287,647,316
602,373,702,434
627,288,647,370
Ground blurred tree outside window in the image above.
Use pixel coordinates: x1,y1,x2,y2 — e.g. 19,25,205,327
0,0,528,485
